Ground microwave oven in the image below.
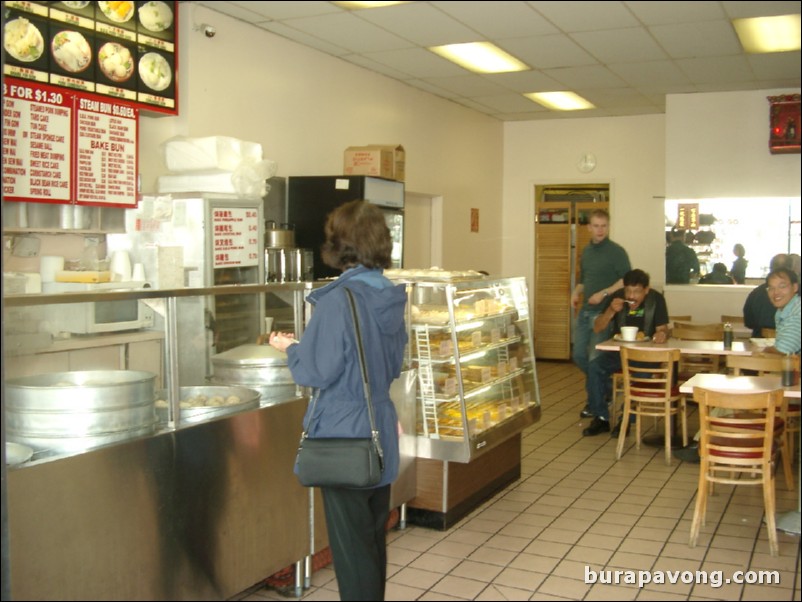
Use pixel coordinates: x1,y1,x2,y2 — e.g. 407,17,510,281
42,281,155,334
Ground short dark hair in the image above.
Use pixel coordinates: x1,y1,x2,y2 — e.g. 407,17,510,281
589,208,609,222
712,262,728,274
671,228,685,240
767,267,799,286
320,200,392,271
623,269,650,288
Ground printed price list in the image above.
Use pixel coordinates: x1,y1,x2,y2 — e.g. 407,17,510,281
2,80,71,201
213,208,261,268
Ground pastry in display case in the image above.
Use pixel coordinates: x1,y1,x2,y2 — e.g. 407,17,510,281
386,271,541,463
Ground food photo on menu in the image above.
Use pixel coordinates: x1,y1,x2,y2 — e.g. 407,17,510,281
96,38,136,89
137,48,173,94
138,1,174,33
97,1,136,26
2,11,49,71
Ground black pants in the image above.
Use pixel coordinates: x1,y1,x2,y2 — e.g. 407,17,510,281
321,484,391,601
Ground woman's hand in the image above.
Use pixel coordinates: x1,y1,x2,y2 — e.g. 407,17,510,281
268,331,298,353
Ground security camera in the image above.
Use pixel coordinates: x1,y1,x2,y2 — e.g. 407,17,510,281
203,25,216,38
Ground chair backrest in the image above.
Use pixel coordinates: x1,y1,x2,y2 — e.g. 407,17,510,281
669,315,692,323
721,314,745,325
726,354,799,375
761,328,777,338
694,387,784,472
673,322,724,341
621,346,681,401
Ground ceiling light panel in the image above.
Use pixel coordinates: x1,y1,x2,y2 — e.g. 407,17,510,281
733,14,802,53
429,42,529,74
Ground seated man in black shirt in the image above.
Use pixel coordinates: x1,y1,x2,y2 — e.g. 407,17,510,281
582,269,670,436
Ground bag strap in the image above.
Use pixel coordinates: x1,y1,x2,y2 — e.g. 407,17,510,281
300,287,384,470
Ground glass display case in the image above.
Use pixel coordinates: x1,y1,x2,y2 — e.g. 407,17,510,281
389,273,541,463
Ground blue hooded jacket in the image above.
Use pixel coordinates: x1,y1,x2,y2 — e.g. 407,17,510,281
286,265,408,487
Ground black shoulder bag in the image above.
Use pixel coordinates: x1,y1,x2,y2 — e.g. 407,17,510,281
294,288,385,488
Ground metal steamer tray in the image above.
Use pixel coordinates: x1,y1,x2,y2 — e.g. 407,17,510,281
155,385,261,425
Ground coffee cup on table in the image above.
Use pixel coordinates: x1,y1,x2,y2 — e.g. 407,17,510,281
620,326,638,341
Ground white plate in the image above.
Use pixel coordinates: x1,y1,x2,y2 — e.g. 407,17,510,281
749,337,775,348
6,442,33,465
613,334,650,342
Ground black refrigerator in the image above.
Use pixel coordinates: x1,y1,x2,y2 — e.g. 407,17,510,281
287,175,405,279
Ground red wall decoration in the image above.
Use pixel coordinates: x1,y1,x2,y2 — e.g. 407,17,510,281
768,94,801,154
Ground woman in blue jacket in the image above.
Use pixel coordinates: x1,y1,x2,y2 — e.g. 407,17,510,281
269,200,408,601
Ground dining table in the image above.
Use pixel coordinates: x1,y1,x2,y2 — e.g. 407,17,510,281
680,372,801,537
594,337,770,450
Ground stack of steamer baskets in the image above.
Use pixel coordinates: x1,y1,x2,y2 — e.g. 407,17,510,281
264,221,313,283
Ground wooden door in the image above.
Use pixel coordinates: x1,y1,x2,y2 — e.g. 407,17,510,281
534,202,572,359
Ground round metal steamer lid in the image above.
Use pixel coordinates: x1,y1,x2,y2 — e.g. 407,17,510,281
211,344,288,367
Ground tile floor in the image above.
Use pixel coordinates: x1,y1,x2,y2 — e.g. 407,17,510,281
236,360,801,601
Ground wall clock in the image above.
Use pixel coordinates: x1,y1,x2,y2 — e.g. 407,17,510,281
577,153,596,173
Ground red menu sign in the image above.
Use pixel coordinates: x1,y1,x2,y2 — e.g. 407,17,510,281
3,77,139,207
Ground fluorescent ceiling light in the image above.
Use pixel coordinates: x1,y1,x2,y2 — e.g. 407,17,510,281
733,14,801,53
333,1,411,8
525,91,595,111
429,42,529,74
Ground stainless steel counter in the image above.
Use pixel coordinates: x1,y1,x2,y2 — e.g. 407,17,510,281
7,398,309,601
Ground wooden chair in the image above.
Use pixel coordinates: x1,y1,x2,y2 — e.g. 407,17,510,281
616,346,687,465
761,328,777,338
720,314,744,325
669,315,692,322
727,354,801,464
689,387,786,556
673,322,725,378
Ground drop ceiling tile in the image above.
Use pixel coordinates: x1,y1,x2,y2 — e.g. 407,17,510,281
720,0,802,19
747,52,802,80
649,21,743,59
572,27,668,63
608,60,692,86
542,65,629,89
624,0,725,25
275,13,414,53
528,0,639,32
472,93,547,113
340,54,419,81
500,34,597,69
216,1,341,20
195,1,267,22
361,47,467,78
486,70,568,93
431,0,559,38
353,2,482,47
403,79,462,100
677,56,755,84
257,22,351,56
582,87,656,108
420,75,515,97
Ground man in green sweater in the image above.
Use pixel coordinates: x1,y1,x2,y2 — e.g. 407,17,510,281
571,209,631,425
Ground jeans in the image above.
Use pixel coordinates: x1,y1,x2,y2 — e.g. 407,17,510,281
586,351,621,421
572,307,612,376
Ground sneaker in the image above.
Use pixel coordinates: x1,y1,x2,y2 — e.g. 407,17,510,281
579,407,594,418
582,417,610,437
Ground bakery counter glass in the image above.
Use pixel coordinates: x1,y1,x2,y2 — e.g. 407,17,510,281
386,272,542,463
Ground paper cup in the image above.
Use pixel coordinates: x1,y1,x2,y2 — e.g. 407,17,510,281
620,326,638,341
39,256,64,283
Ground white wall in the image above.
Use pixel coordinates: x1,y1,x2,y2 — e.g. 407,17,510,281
667,89,801,199
501,115,667,289
137,5,504,273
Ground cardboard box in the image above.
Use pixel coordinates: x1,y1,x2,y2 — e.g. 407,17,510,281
343,144,405,181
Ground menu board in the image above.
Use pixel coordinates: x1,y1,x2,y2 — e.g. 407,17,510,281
2,1,177,114
3,76,139,207
212,208,261,268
